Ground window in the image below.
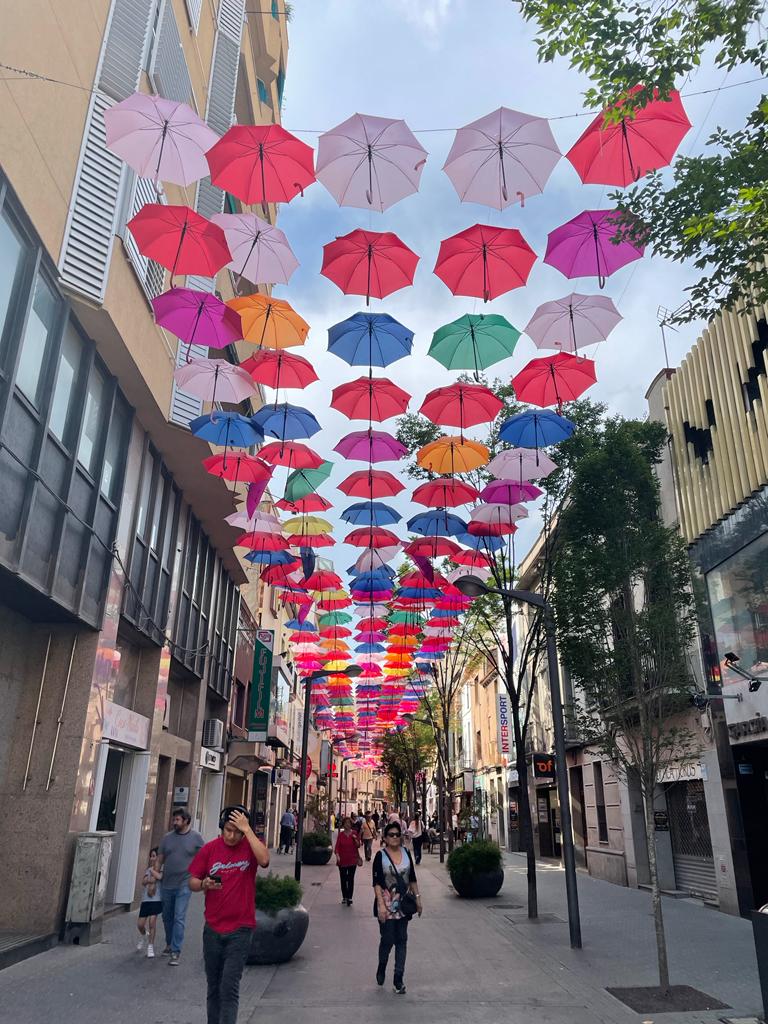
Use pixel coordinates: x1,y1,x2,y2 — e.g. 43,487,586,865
593,761,608,843
49,321,83,444
276,64,285,106
234,680,246,726
15,273,59,406
257,78,270,107
0,207,29,352
77,363,108,475
271,0,279,17
707,531,768,680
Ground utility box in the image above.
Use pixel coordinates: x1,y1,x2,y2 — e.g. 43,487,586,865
63,831,115,945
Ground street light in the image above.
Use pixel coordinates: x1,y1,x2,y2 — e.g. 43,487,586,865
454,574,582,950
293,665,362,882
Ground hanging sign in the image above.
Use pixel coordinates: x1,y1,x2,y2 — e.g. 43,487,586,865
497,692,510,756
533,752,556,779
248,629,275,742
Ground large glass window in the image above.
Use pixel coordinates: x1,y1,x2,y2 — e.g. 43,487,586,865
707,531,768,683
49,320,83,444
0,208,28,350
16,274,59,405
77,364,107,474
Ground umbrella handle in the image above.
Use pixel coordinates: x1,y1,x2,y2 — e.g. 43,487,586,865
592,226,606,290
516,191,525,207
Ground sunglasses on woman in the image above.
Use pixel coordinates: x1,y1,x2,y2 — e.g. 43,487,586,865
385,831,401,838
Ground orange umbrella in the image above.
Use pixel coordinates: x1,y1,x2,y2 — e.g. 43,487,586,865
227,294,309,349
416,436,489,474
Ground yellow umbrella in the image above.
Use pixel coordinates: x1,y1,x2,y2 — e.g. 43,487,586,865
417,435,489,474
282,515,334,535
325,660,351,672
227,294,309,349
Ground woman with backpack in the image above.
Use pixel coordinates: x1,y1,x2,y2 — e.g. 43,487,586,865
372,819,422,994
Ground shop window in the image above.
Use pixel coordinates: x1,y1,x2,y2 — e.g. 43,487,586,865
707,530,768,683
593,760,608,843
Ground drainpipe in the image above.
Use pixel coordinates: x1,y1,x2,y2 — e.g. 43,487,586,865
23,634,52,791
46,634,78,790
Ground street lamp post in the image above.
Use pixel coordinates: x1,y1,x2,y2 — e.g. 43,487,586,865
455,574,583,950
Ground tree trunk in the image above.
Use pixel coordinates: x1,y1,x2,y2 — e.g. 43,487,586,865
447,787,455,851
643,785,671,995
517,753,538,919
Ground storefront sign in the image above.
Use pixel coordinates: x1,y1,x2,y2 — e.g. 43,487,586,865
200,747,221,771
533,752,556,779
247,629,275,742
273,767,291,786
497,692,511,756
267,663,291,748
728,715,768,741
654,810,669,831
657,760,707,784
507,768,519,786
173,786,189,805
102,701,150,749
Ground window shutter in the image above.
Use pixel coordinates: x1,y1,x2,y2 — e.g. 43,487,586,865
123,174,167,300
169,338,207,426
99,0,158,101
149,0,193,104
184,0,203,32
217,0,246,44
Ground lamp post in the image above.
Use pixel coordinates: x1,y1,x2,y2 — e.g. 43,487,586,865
454,574,582,950
294,666,361,883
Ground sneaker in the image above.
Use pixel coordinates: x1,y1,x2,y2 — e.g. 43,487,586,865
376,966,386,986
393,981,406,995
146,944,155,959
168,953,180,966
348,899,353,905
161,946,172,957
136,937,145,952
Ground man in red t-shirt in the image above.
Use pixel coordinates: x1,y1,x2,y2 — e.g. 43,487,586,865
189,806,270,1024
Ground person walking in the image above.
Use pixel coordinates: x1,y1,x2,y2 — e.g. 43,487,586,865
279,806,294,855
189,805,269,1024
408,812,424,865
334,817,362,906
373,820,422,995
136,846,162,958
157,809,204,965
360,811,377,862
372,810,380,832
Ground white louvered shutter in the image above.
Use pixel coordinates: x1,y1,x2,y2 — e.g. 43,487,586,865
169,339,208,426
150,0,193,104
184,0,203,32
123,174,167,300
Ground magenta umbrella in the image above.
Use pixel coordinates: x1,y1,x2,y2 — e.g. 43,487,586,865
524,292,622,354
333,429,407,463
316,113,427,212
211,213,298,286
544,209,644,288
173,357,255,404
479,480,543,503
152,287,242,358
105,92,218,188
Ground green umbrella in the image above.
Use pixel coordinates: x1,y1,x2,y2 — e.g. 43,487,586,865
284,460,333,502
428,313,520,372
318,611,353,626
388,611,425,625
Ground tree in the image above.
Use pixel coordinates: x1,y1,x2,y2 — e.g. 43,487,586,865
518,0,768,322
552,418,697,996
380,721,436,811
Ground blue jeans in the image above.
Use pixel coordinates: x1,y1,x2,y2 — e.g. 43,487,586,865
162,886,192,954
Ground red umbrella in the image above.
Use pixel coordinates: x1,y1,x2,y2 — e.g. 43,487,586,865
235,531,289,551
345,527,401,548
302,570,343,590
434,224,535,302
206,124,316,206
512,352,596,408
321,229,419,306
261,565,301,586
468,520,518,537
453,549,492,568
566,86,691,187
404,537,461,558
275,494,333,513
259,441,323,469
419,383,503,429
338,469,405,498
241,350,318,390
203,454,272,482
331,377,410,422
127,204,231,278
411,480,479,508
287,533,336,548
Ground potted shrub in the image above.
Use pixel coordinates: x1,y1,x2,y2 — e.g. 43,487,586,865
447,840,504,899
301,830,332,866
247,874,309,965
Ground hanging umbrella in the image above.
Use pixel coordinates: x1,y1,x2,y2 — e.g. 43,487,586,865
203,453,272,483
403,537,461,559
443,106,561,209
228,294,309,349
488,448,558,481
524,293,622,354
321,229,419,306
419,383,503,429
251,403,321,441
331,377,410,422
407,511,468,537
328,312,413,367
345,527,401,548
333,429,406,463
416,436,489,474
173,358,255,404
428,313,520,373
512,352,596,408
353,546,401,572
275,493,333,513
341,502,401,526
244,549,297,566
316,112,427,211
284,461,334,502
287,533,335,548
235,530,290,552
241,349,317,391
338,469,405,498
105,92,218,187
544,209,645,288
318,611,353,626
480,480,543,504
434,224,535,302
411,480,480,507
127,204,231,278
566,86,691,187
470,503,529,525
211,213,299,285
206,124,316,205
258,441,323,469
152,288,242,356
189,412,262,448
452,549,492,568
499,409,576,450
282,515,333,535
467,519,517,537
302,570,342,590
225,509,281,530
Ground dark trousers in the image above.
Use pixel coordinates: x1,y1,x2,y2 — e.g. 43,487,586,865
338,864,356,901
279,825,293,853
362,838,373,861
378,918,408,982
412,834,423,864
202,925,253,1024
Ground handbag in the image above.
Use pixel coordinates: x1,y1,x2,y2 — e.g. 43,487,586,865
385,850,418,920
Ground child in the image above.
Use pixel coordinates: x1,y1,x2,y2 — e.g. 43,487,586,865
136,846,162,958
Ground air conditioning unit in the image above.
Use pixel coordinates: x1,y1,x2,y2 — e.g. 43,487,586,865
202,718,225,751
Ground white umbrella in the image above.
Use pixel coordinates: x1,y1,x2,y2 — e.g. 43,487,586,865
211,213,298,286
524,293,622,354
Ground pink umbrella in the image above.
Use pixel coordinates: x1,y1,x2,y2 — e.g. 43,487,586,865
211,213,298,286
443,106,561,209
173,357,255,404
316,113,427,211
524,292,622,354
470,503,529,525
479,480,543,503
544,209,644,288
152,287,242,358
488,448,558,481
105,92,218,187
333,430,407,463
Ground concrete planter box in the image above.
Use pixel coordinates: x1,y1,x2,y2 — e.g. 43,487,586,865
246,905,309,965
450,867,504,899
302,846,332,866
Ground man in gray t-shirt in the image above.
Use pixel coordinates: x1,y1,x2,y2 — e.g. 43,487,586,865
157,809,204,964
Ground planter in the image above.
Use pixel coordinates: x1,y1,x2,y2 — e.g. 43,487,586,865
302,846,332,866
247,905,309,965
450,867,504,899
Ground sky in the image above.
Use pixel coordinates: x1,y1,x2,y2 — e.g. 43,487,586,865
258,0,765,580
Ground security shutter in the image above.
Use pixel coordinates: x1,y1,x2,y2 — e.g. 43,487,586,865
149,0,193,104
184,0,203,32
123,174,167,300
169,338,207,426
666,781,718,901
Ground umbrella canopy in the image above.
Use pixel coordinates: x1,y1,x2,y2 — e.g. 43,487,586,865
316,112,427,211
452,549,492,568
419,382,503,429
284,462,334,502
275,493,333,513
434,224,535,302
251,403,321,441
321,229,419,306
241,349,317,390
512,352,596,408
204,453,272,483
328,312,413,367
353,546,401,571
228,294,309,349
105,92,218,187
152,287,242,353
488,448,558,481
403,537,461,559
225,510,281,530
258,441,323,469
412,480,480,508
407,511,468,537
338,469,405,498
341,502,401,526
345,527,401,548
282,515,333,535
206,124,316,205
287,533,335,548
566,86,691,187
416,436,489,474
211,213,298,285
524,292,622,354
544,209,645,288
236,530,289,551
443,106,561,209
301,569,342,590
333,429,406,463
480,480,543,504
189,412,262,448
470,502,528,525
127,204,230,278
331,377,410,422
428,313,520,372
173,358,254,403
498,409,576,449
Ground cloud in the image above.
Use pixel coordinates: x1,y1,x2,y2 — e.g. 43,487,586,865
384,0,455,39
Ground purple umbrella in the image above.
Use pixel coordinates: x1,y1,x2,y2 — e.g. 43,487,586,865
333,429,407,463
211,213,299,287
152,287,242,358
443,107,561,210
524,292,622,355
479,480,543,504
544,209,645,288
316,113,427,212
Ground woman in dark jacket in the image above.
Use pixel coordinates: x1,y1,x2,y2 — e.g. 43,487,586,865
372,820,422,994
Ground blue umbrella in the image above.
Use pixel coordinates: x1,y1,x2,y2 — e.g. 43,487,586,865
351,579,394,594
341,501,401,527
285,619,316,632
456,531,504,552
349,569,397,586
347,564,397,580
499,409,575,449
328,312,414,367
245,550,297,565
397,586,443,600
356,643,385,654
407,511,468,537
189,411,263,448
430,608,462,619
251,402,321,441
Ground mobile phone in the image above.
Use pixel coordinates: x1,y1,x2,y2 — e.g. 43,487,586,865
207,873,222,887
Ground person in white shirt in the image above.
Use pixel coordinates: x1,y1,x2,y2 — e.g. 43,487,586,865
408,812,425,864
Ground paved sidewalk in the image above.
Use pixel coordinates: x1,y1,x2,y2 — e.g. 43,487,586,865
0,849,763,1024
